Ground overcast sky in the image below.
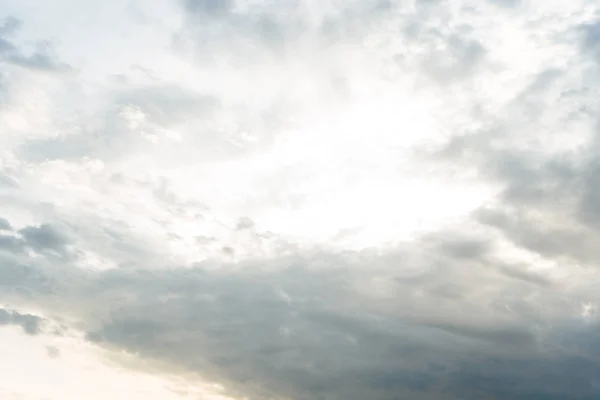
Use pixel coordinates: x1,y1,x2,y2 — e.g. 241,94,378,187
1,0,600,399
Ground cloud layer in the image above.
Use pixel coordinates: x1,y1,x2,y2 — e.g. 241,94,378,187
1,0,600,399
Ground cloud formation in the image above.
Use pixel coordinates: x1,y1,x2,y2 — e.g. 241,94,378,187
0,308,44,335
0,17,70,72
1,0,600,399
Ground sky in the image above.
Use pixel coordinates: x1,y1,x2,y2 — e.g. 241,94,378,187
1,0,600,399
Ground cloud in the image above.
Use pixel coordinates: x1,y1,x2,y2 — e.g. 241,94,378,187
487,0,521,7
176,0,399,68
0,16,21,36
19,224,70,252
183,0,233,17
0,217,12,231
426,14,600,268
1,0,600,399
0,308,44,335
0,223,71,259
582,18,600,60
0,234,25,254
46,345,60,358
0,220,596,399
0,17,71,72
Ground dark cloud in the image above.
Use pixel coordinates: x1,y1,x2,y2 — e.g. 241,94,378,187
582,19,600,60
0,190,594,399
0,217,12,231
487,0,522,7
0,17,21,36
435,126,600,264
0,234,25,254
420,34,487,83
74,259,597,399
0,223,74,276
0,307,44,335
0,230,592,399
183,0,233,17
420,320,536,348
19,224,70,253
0,36,18,59
79,271,476,399
427,234,491,260
495,264,554,287
428,53,600,266
475,206,600,264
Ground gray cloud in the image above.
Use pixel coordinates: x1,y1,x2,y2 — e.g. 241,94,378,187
183,0,234,17
19,224,70,253
62,259,600,399
465,147,598,265
582,19,600,60
0,217,12,231
0,17,71,72
176,0,399,64
406,26,488,83
0,223,73,272
495,263,554,288
428,45,600,266
0,307,44,335
0,234,26,254
0,16,21,36
46,345,60,358
0,219,596,399
487,0,521,7
235,217,255,230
